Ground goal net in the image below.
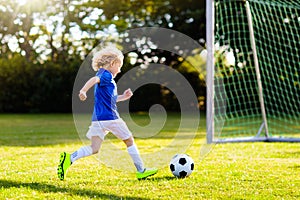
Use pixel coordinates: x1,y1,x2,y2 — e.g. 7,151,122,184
206,0,300,143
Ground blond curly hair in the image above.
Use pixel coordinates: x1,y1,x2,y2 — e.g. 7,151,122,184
92,46,124,71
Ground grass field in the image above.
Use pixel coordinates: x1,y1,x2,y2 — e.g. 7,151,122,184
0,114,299,199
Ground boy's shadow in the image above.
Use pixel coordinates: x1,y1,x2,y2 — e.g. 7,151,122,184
0,179,150,200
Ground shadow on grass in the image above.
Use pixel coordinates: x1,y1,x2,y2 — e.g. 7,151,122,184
0,113,206,147
0,138,82,147
0,179,151,200
289,165,300,169
148,175,179,181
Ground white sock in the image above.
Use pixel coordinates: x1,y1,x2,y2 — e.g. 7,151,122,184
127,144,144,172
71,146,93,163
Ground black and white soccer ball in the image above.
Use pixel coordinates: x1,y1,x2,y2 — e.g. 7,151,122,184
169,154,194,178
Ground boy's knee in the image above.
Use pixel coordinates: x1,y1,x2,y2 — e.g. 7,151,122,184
92,149,99,154
123,137,134,147
91,145,100,154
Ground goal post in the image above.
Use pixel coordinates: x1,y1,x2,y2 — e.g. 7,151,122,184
206,0,300,143
206,0,215,144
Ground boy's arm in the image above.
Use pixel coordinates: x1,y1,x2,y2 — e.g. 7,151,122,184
117,88,133,102
79,76,100,101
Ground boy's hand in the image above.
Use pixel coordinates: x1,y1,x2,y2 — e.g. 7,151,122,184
123,88,133,99
117,88,133,102
79,90,87,101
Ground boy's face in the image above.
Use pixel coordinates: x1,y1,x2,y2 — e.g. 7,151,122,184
110,59,123,78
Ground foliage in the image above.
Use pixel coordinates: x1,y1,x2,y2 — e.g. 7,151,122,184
101,0,205,40
0,55,79,112
0,0,205,62
0,0,207,113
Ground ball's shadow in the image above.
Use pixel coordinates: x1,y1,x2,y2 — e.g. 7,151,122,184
146,175,191,181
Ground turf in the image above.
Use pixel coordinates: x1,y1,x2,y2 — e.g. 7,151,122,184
0,114,299,199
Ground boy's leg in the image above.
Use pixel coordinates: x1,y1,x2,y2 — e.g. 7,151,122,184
71,136,102,162
124,137,158,179
70,146,93,163
126,140,144,172
57,136,102,180
108,119,157,179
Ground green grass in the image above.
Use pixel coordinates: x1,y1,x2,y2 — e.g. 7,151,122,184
0,114,299,199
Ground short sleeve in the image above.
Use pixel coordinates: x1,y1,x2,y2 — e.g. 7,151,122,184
96,69,112,86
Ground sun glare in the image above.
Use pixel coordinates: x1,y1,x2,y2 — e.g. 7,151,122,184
16,0,27,6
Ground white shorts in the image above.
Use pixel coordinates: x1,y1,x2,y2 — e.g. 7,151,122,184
86,118,132,141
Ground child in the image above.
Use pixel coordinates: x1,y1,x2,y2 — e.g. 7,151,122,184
57,46,158,180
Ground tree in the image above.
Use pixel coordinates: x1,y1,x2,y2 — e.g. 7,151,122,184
100,0,205,40
0,0,47,61
0,0,207,112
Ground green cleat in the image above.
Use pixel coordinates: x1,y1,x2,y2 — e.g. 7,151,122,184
136,168,158,180
57,152,72,180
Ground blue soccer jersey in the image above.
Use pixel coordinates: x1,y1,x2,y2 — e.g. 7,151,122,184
92,68,120,121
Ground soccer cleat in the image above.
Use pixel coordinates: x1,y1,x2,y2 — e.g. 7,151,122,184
57,152,72,180
136,168,158,180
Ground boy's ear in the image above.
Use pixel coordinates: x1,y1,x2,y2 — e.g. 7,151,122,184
111,59,120,66
111,59,116,65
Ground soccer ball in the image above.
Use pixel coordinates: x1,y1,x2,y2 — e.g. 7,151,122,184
169,154,194,178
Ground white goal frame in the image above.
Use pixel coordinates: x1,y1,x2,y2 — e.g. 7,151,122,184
206,0,300,143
